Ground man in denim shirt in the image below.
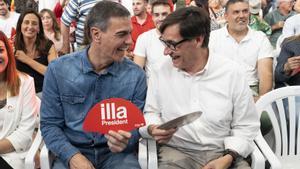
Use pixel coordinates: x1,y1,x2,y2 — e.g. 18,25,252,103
40,1,147,169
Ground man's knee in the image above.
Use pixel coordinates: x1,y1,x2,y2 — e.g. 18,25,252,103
103,153,140,169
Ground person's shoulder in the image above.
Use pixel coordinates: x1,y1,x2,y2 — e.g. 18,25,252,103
10,11,20,18
50,50,83,68
121,58,146,77
210,26,225,35
210,54,244,73
122,58,144,71
18,73,34,86
249,28,267,36
248,28,269,42
143,28,157,36
286,13,300,22
282,38,300,49
151,59,174,76
138,28,157,40
210,27,227,40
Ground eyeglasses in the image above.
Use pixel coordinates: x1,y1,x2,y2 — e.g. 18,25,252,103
159,36,191,51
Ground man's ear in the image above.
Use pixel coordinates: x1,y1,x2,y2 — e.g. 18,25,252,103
195,36,204,47
90,27,102,43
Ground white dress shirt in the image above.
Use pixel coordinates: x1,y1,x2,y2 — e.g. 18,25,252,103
139,54,260,157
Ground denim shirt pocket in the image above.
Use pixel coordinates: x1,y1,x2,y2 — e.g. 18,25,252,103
61,95,86,122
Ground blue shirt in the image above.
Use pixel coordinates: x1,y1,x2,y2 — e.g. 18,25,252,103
40,47,147,166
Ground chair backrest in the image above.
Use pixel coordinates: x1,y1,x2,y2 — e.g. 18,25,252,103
256,86,300,158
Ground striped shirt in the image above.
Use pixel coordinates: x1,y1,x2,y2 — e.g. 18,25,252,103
61,0,103,45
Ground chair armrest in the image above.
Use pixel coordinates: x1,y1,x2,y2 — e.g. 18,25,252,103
147,139,158,169
138,138,158,169
139,139,148,169
25,130,43,169
251,144,265,169
40,144,54,169
255,134,282,169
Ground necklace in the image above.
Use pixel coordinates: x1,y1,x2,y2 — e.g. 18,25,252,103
0,98,6,109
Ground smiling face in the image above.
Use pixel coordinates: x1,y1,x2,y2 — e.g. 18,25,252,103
21,13,40,39
97,17,133,62
161,24,201,72
152,4,171,29
0,40,8,75
225,1,249,34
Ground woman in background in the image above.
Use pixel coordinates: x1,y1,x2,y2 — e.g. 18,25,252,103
14,10,57,97
40,9,63,52
0,31,38,169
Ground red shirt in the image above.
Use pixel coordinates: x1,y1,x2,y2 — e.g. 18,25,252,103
130,12,155,51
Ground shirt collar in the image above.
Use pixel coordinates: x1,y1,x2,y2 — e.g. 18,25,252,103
81,46,120,76
177,55,210,77
224,25,253,42
131,12,152,25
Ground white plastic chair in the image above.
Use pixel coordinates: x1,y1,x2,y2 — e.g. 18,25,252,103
24,96,41,169
255,86,300,169
26,133,269,169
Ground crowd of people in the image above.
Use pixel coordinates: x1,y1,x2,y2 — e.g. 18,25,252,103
0,0,300,168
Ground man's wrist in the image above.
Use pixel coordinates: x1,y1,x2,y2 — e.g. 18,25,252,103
223,149,239,163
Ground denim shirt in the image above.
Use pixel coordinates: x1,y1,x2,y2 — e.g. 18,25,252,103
40,47,147,166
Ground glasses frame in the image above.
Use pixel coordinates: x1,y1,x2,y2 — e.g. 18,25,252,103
159,36,191,51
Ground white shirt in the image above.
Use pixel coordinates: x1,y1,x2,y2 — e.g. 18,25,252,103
281,14,300,40
134,29,171,78
139,54,260,157
209,26,273,86
0,12,20,38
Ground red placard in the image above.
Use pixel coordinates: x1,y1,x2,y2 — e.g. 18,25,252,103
83,98,145,134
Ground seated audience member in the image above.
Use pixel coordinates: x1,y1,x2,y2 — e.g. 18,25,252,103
14,10,57,97
134,0,172,79
139,6,259,169
264,0,296,47
0,31,39,169
275,35,300,88
40,1,147,169
209,0,273,102
40,9,63,53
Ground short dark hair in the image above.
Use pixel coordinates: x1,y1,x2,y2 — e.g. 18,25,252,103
159,6,210,47
84,1,130,43
225,0,248,12
151,0,172,13
193,0,209,14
